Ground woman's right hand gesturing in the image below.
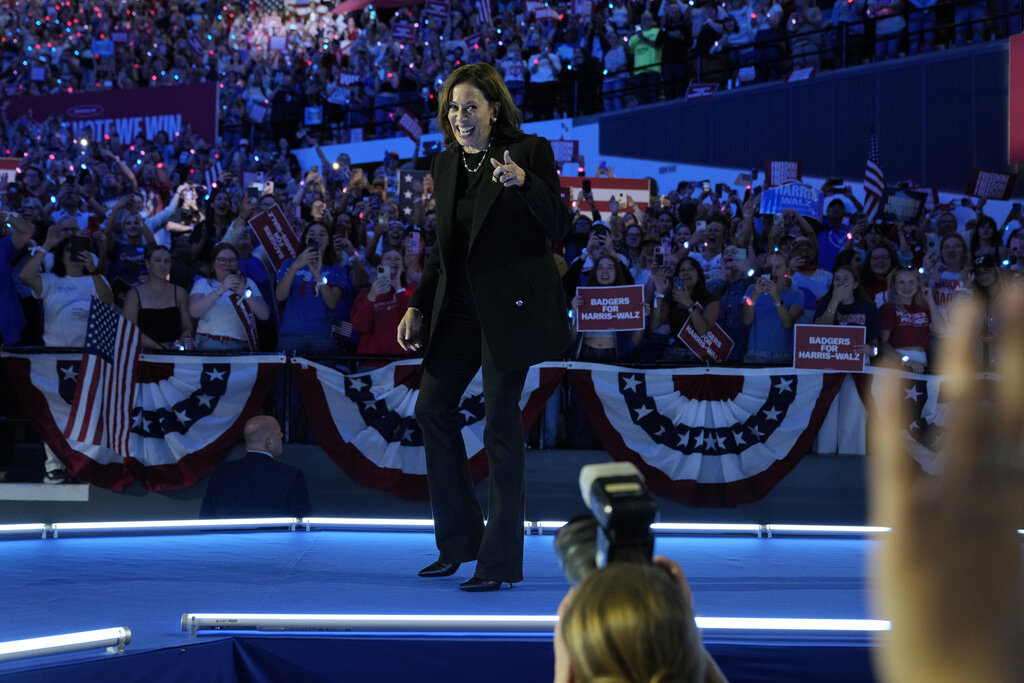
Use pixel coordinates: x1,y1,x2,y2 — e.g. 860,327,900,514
397,308,423,351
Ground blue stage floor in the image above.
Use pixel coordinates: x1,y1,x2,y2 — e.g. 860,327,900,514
1,530,879,682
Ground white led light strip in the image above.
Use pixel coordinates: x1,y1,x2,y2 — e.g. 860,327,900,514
180,613,890,636
0,627,131,662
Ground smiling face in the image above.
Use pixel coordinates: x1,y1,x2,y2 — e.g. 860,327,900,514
705,221,724,249
380,249,403,277
676,258,700,290
447,82,495,153
124,213,142,238
868,247,891,277
893,270,919,303
673,226,691,249
593,256,618,285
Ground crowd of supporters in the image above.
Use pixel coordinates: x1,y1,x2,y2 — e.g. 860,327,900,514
2,125,1021,374
1,0,1022,461
0,0,1019,144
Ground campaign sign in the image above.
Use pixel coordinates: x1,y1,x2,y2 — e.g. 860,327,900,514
576,285,645,332
0,157,21,184
248,204,300,271
764,160,802,187
793,324,866,371
966,169,1018,200
549,139,580,165
677,304,734,362
877,187,929,223
758,183,823,220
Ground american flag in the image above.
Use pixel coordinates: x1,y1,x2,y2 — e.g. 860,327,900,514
863,129,885,221
397,169,430,222
475,0,492,27
395,108,423,143
63,297,141,460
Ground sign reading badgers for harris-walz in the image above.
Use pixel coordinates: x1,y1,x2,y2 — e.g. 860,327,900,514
575,285,646,332
793,324,867,371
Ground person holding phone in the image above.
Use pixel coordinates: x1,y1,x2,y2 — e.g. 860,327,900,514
18,227,114,346
276,223,345,355
395,64,571,591
649,255,720,363
351,249,413,361
189,243,270,351
742,252,804,365
19,228,115,484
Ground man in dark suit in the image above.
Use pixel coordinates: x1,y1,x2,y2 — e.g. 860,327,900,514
200,416,311,519
397,64,571,591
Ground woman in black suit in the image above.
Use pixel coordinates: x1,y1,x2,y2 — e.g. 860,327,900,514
397,63,571,591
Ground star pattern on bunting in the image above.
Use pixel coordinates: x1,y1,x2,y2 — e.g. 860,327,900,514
616,371,800,455
131,363,231,438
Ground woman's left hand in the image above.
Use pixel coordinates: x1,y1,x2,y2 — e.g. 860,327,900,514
490,150,525,187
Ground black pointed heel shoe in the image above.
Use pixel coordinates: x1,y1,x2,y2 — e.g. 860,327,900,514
418,559,461,577
458,577,508,592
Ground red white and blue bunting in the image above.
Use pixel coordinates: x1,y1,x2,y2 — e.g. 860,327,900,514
2,352,281,490
2,351,952,505
293,358,565,499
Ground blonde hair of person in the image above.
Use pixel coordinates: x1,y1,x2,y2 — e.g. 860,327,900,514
560,562,706,683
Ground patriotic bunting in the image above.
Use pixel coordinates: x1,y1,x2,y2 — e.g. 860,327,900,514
2,349,953,505
292,358,564,499
2,352,282,490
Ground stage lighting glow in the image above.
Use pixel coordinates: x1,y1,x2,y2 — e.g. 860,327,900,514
652,522,763,535
0,523,47,537
0,627,131,662
181,613,556,636
766,525,890,536
695,617,890,632
180,613,892,637
533,521,763,535
50,518,298,537
301,517,435,531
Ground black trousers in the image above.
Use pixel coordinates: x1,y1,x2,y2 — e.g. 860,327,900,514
414,309,529,582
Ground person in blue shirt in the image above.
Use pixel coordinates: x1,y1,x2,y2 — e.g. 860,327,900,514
742,252,804,365
275,222,346,354
275,222,347,441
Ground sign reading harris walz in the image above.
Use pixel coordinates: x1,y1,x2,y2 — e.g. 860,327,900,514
758,182,823,220
793,324,866,372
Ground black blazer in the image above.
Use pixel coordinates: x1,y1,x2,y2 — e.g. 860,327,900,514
200,452,311,519
410,134,572,373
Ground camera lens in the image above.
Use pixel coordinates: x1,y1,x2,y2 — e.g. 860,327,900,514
554,517,600,587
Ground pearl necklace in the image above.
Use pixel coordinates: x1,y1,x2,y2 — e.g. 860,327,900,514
460,141,491,173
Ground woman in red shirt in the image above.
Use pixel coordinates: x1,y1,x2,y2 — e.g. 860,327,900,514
351,249,416,361
879,268,944,373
